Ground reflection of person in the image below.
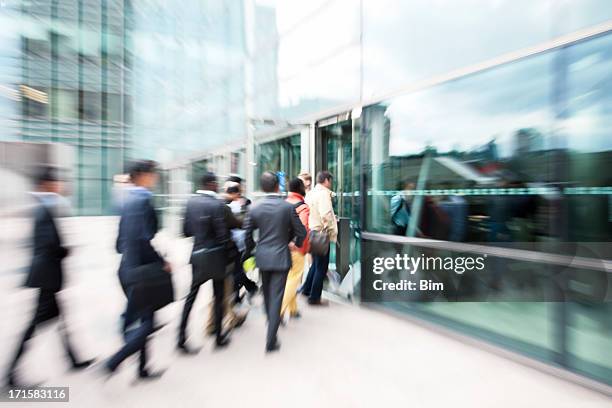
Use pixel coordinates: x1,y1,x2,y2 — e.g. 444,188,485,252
281,178,310,321
390,180,414,236
243,172,306,352
105,160,169,380
6,167,94,387
179,172,231,353
301,171,337,306
439,193,468,242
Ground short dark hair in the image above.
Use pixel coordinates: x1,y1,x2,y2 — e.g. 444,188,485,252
34,165,60,185
201,171,217,188
128,160,157,181
226,184,240,194
316,170,333,184
227,175,243,184
260,171,279,193
288,177,306,196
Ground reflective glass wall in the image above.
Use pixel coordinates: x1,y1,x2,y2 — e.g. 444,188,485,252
361,32,612,385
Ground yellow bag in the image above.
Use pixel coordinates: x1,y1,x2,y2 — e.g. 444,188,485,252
243,256,256,273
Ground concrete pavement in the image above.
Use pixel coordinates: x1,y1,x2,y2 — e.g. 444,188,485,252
0,217,609,407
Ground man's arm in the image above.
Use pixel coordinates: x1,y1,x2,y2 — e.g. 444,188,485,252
223,204,243,229
182,200,193,238
320,193,338,242
242,210,256,260
212,201,231,246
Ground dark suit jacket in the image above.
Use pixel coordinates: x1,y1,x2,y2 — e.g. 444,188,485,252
116,190,163,288
183,193,231,255
243,195,306,272
25,200,69,292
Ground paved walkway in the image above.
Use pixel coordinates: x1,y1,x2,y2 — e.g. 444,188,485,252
0,217,609,407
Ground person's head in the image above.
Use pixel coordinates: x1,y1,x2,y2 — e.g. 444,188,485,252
200,171,218,192
227,175,243,195
128,160,158,189
227,175,243,185
225,182,241,201
298,172,312,192
260,171,279,193
34,166,63,194
398,179,415,192
316,170,333,189
288,177,306,197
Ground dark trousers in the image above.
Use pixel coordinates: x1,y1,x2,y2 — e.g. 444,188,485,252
261,270,288,349
107,311,154,373
232,256,257,303
108,278,153,374
302,251,329,301
8,289,80,376
178,277,225,345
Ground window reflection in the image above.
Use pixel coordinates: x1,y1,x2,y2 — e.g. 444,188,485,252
364,34,612,245
256,134,301,191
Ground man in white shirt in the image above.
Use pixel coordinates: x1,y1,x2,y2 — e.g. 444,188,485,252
301,171,337,306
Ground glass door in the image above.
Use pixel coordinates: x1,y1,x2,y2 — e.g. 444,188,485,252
317,116,360,300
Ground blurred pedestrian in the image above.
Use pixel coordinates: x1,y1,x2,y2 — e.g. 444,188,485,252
202,181,248,338
281,178,310,322
298,171,313,195
301,171,337,306
224,180,258,303
179,172,231,353
103,160,170,381
6,166,94,387
243,172,306,352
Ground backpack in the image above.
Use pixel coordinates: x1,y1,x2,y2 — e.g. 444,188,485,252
291,200,311,254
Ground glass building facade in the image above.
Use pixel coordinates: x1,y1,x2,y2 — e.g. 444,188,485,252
0,0,130,215
171,1,611,386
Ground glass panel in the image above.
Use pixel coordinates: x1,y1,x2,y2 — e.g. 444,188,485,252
562,34,612,243
256,134,301,191
362,0,553,98
567,302,612,385
53,88,78,120
554,1,612,36
363,51,555,244
79,91,101,121
191,159,209,191
322,120,353,218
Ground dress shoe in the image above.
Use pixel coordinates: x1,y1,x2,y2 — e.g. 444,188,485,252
71,358,95,371
138,369,164,381
265,341,281,353
90,362,115,382
151,323,167,334
232,313,247,328
215,333,231,348
307,299,329,306
290,311,302,319
177,343,200,355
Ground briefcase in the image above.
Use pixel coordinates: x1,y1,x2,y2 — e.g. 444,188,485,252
309,230,330,256
190,245,227,286
125,261,174,317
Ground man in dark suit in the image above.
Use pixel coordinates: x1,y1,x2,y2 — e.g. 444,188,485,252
103,160,169,381
178,172,232,353
243,172,306,352
5,166,93,387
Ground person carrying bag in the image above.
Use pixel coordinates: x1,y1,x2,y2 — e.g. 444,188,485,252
177,172,232,354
